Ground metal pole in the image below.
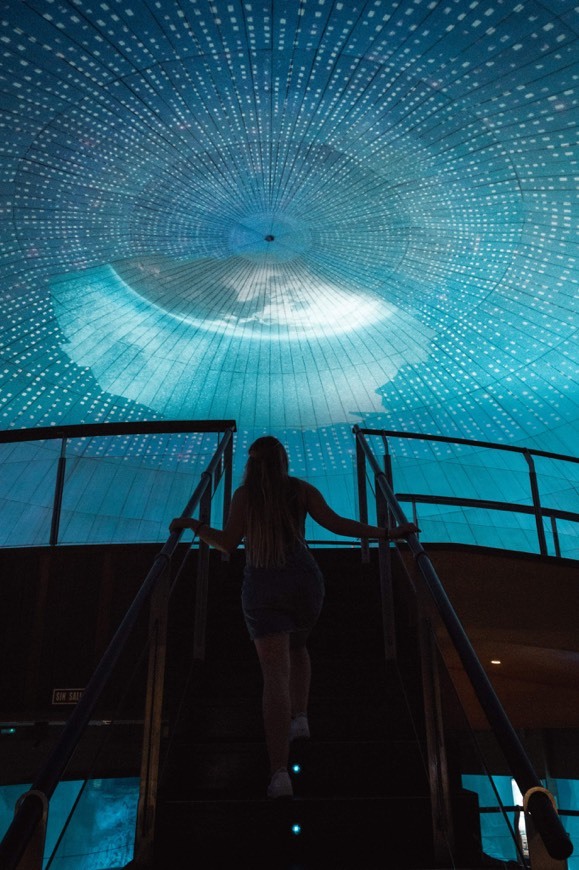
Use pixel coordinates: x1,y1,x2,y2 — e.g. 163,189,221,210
356,438,370,563
417,618,454,865
49,438,67,546
221,433,234,561
551,517,561,559
133,564,171,866
523,449,548,556
376,466,396,662
193,486,212,661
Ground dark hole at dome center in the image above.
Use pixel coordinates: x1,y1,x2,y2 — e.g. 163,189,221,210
264,234,275,242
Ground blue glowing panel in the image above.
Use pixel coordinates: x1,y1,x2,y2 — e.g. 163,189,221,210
0,1,577,546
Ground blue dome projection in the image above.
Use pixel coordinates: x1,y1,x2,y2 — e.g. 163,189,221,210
0,0,577,552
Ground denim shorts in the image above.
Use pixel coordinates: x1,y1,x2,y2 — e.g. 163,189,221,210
241,544,325,644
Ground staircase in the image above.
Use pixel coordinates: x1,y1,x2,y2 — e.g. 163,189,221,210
150,548,482,869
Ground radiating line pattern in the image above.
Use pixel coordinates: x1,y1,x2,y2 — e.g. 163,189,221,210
0,0,577,548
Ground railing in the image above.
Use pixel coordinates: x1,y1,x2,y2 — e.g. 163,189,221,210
1,423,577,556
0,420,236,547
353,424,574,867
0,421,236,870
355,427,579,560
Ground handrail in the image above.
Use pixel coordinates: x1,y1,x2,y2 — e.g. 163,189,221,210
356,426,578,559
0,419,237,547
0,424,236,870
0,420,237,443
355,426,579,466
353,424,574,862
395,492,578,525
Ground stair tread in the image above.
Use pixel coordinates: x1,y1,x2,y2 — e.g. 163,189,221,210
153,550,469,869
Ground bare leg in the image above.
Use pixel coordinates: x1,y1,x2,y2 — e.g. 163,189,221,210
254,633,291,774
290,644,311,717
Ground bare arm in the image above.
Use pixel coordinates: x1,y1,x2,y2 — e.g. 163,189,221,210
169,486,247,554
302,481,417,540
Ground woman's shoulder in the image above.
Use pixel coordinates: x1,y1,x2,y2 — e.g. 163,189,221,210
288,476,315,506
288,475,307,492
231,485,248,505
289,477,316,492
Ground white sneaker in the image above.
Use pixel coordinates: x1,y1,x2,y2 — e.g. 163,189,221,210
289,713,310,742
267,767,293,799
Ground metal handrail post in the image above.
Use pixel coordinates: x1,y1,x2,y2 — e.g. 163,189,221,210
221,433,234,561
417,617,454,865
551,517,561,559
49,437,67,546
376,471,396,662
524,449,548,556
133,563,171,866
193,482,212,662
356,438,370,563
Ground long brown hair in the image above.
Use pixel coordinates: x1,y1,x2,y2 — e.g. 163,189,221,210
242,436,303,567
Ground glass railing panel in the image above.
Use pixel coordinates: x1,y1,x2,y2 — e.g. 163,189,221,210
2,423,576,554
400,503,547,554
532,455,579,515
0,439,61,547
0,427,234,548
359,431,578,557
387,438,532,503
57,430,223,545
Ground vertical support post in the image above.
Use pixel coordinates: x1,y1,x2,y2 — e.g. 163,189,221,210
193,485,212,661
355,437,370,563
551,517,561,559
524,450,548,556
133,562,170,868
50,437,67,546
376,473,396,662
221,431,234,562
377,442,397,661
418,617,454,866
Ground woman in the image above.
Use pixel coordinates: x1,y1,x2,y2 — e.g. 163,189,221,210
170,436,417,799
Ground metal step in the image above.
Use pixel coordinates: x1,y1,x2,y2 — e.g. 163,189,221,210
153,793,436,869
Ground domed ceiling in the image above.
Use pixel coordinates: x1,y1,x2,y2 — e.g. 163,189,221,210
0,0,577,547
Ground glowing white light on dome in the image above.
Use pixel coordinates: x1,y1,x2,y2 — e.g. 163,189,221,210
187,274,390,339
50,265,433,426
110,260,392,341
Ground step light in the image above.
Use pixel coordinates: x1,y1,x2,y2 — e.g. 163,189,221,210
291,763,301,774
291,823,302,836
